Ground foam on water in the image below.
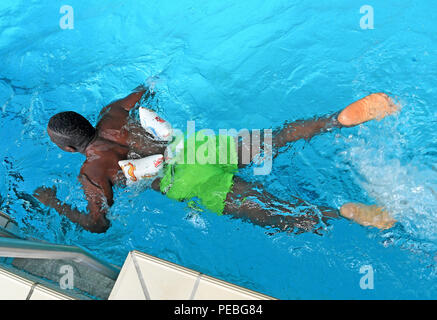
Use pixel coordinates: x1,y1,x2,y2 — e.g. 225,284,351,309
348,147,437,239
342,101,437,243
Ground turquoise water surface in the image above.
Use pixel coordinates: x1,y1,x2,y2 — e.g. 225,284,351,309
0,0,436,299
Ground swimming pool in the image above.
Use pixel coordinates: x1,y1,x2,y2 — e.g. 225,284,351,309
0,0,436,299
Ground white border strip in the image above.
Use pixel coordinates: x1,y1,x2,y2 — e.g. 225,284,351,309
131,252,151,300
189,273,202,300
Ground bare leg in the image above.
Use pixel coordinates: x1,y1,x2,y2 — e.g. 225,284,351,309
272,113,340,149
237,113,341,168
223,177,339,234
232,93,400,231
274,92,398,148
237,92,399,168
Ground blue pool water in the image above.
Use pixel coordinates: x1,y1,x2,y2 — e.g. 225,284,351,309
1,0,436,299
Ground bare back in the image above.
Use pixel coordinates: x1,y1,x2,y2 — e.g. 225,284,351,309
79,89,167,224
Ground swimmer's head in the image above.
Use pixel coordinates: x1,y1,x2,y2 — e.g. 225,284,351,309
47,111,96,153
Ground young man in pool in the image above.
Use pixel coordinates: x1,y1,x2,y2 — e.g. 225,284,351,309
34,86,399,234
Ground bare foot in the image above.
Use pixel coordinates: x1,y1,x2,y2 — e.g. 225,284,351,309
340,203,396,230
338,93,399,127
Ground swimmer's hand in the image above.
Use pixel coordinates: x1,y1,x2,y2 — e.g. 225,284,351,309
34,185,110,233
133,83,148,93
33,186,58,207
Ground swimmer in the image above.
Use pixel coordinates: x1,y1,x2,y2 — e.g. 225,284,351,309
33,87,399,233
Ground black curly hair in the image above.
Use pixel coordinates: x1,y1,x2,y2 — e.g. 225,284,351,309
48,111,96,151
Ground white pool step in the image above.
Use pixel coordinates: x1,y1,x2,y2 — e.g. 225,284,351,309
109,251,275,300
0,267,73,300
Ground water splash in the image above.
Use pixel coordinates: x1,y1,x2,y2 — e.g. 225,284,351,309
343,114,437,243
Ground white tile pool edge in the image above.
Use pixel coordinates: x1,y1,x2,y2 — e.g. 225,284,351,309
0,267,73,300
0,248,275,300
109,250,276,300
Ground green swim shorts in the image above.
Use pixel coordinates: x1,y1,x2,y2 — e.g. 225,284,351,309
159,131,239,215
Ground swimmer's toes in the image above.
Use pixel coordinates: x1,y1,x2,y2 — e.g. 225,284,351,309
340,202,396,230
338,93,399,127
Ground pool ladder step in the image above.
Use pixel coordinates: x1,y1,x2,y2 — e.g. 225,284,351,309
0,211,118,299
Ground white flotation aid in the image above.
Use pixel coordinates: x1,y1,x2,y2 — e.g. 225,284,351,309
118,154,165,183
118,107,182,184
139,107,173,141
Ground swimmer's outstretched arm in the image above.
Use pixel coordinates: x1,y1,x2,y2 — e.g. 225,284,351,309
98,84,155,117
34,186,110,233
33,174,113,233
118,84,155,111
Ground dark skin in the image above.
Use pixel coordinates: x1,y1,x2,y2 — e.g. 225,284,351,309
34,86,342,234
34,86,167,233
